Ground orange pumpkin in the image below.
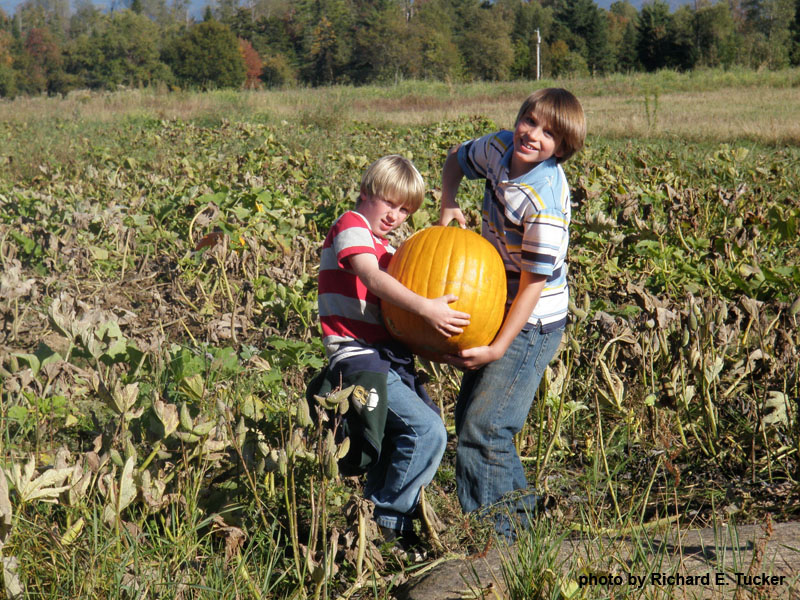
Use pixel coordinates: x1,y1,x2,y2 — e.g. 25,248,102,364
382,226,507,362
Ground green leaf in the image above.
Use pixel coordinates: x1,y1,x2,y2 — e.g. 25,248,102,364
89,246,109,260
6,406,29,423
11,353,39,376
179,373,205,402
34,343,62,372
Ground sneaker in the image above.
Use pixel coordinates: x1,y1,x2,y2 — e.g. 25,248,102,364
379,525,422,549
482,489,546,543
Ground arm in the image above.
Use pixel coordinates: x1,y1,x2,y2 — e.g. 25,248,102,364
348,252,471,337
444,270,547,370
438,144,467,228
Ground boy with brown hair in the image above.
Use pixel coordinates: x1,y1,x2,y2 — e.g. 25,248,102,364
439,88,586,541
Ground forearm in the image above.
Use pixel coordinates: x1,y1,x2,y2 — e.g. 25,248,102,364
439,146,465,225
489,275,545,356
359,266,430,314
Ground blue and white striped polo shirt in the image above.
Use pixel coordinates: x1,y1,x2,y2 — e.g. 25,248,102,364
457,130,570,332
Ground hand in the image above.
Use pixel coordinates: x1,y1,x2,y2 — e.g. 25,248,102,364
422,294,471,337
438,206,467,229
443,344,501,370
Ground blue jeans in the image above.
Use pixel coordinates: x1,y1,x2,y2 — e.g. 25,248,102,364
364,369,447,531
455,324,563,536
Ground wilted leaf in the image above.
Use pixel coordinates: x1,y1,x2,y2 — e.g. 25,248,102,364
703,356,724,385
2,556,23,600
60,517,85,546
762,391,788,427
103,456,137,525
0,259,35,302
5,458,72,505
0,471,12,548
153,399,179,438
67,464,92,506
740,296,762,319
118,456,137,513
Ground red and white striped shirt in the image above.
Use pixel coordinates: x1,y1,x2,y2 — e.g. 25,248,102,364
318,211,394,355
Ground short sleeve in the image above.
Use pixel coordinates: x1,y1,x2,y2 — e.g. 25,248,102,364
330,211,380,267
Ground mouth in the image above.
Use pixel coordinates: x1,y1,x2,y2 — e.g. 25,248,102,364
520,141,539,153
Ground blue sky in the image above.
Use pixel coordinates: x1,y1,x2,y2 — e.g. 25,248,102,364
2,0,692,19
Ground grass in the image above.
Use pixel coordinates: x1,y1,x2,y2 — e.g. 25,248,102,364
2,67,800,144
0,67,798,598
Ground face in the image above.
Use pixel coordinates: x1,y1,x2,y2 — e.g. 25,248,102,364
356,193,411,237
510,110,562,178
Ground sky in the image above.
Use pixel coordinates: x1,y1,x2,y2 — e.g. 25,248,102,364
1,0,694,19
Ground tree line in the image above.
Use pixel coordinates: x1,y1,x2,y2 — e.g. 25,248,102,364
1,0,799,98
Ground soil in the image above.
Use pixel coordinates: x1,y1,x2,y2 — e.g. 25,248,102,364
396,521,800,600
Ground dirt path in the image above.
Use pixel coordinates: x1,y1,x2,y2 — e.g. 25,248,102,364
395,521,800,599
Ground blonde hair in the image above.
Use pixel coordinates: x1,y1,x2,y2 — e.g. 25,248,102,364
515,88,586,163
359,154,425,213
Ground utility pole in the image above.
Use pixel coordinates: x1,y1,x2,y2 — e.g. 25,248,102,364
536,28,541,80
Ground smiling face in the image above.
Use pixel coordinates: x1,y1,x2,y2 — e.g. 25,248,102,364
356,193,411,237
510,110,563,178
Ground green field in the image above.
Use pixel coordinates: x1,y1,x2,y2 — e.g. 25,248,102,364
1,69,799,598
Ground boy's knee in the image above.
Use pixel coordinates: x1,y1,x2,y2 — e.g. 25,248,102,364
416,415,447,452
430,418,448,453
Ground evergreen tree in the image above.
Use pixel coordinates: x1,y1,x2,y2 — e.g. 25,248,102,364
294,0,353,85
607,0,638,71
500,0,553,79
637,0,673,70
346,0,408,84
692,1,736,67
791,0,800,64
216,0,240,23
552,0,612,75
406,0,462,81
669,6,698,70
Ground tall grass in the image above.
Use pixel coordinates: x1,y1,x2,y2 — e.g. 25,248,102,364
1,67,799,143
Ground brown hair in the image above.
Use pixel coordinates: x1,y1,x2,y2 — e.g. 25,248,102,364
359,154,425,213
515,88,586,163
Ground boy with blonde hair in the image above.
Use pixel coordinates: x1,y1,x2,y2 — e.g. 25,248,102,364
439,88,586,540
314,154,470,547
